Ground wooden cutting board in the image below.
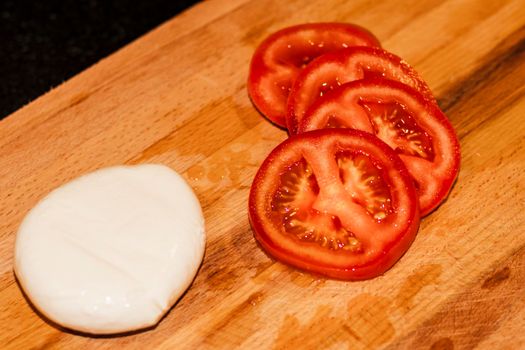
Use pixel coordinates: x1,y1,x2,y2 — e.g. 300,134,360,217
1,0,524,348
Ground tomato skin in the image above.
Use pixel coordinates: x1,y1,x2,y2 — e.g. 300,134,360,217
286,46,435,134
248,23,381,128
299,78,460,216
248,129,420,280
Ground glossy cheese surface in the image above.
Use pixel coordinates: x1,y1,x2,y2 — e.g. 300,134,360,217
14,164,205,334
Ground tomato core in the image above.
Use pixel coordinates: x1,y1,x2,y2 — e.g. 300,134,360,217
269,149,394,252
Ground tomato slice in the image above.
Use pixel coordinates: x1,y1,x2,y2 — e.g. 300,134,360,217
298,79,460,216
286,46,435,133
248,129,420,280
248,23,381,128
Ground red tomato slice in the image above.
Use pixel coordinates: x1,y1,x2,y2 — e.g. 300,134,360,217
286,46,435,133
248,128,420,280
248,23,381,128
298,79,460,216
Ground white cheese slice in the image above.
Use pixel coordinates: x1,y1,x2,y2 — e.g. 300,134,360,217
14,164,205,334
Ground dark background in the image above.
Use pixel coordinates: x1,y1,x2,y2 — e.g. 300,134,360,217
0,0,199,119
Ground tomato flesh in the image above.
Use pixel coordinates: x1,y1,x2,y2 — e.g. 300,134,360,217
299,79,460,215
286,46,435,133
248,23,380,128
271,153,392,252
359,99,435,161
249,129,420,280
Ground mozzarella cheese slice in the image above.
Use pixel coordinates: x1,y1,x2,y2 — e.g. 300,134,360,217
14,164,205,334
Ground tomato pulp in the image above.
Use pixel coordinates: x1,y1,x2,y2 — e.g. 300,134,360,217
248,129,420,280
299,79,460,215
248,23,380,128
286,46,435,134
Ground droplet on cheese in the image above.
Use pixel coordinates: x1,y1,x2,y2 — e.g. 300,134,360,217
14,164,206,335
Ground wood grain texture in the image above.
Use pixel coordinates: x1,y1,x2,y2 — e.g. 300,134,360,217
1,0,524,348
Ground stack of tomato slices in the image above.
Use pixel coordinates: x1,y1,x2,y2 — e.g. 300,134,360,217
247,23,460,280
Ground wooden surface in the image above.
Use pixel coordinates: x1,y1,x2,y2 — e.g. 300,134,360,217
1,0,525,348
